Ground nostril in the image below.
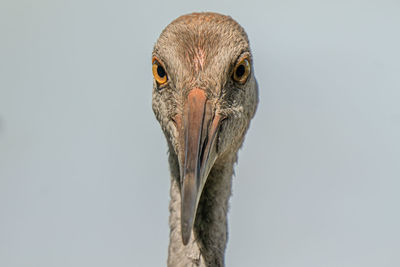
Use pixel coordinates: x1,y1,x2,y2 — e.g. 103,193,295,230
171,117,177,127
171,114,182,130
218,114,228,125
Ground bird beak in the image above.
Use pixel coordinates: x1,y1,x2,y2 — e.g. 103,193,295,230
177,88,223,245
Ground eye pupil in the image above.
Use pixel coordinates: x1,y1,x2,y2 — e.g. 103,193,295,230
157,65,166,78
235,64,245,78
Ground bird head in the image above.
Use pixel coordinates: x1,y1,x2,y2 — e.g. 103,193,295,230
152,12,258,245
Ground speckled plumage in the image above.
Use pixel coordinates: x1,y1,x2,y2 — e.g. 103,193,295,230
152,12,258,266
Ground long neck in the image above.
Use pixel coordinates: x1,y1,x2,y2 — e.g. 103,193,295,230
167,152,235,267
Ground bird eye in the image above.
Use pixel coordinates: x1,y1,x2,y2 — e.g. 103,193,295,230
232,57,251,84
152,58,168,86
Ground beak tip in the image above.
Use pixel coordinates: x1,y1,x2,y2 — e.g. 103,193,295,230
181,222,191,245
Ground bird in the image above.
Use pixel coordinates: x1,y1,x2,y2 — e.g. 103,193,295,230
151,12,258,266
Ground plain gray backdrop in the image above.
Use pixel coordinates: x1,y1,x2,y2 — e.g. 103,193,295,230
1,0,399,266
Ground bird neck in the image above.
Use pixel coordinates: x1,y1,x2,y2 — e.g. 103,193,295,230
167,152,235,267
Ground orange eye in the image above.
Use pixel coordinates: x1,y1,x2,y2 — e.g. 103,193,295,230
152,58,168,85
232,57,251,84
